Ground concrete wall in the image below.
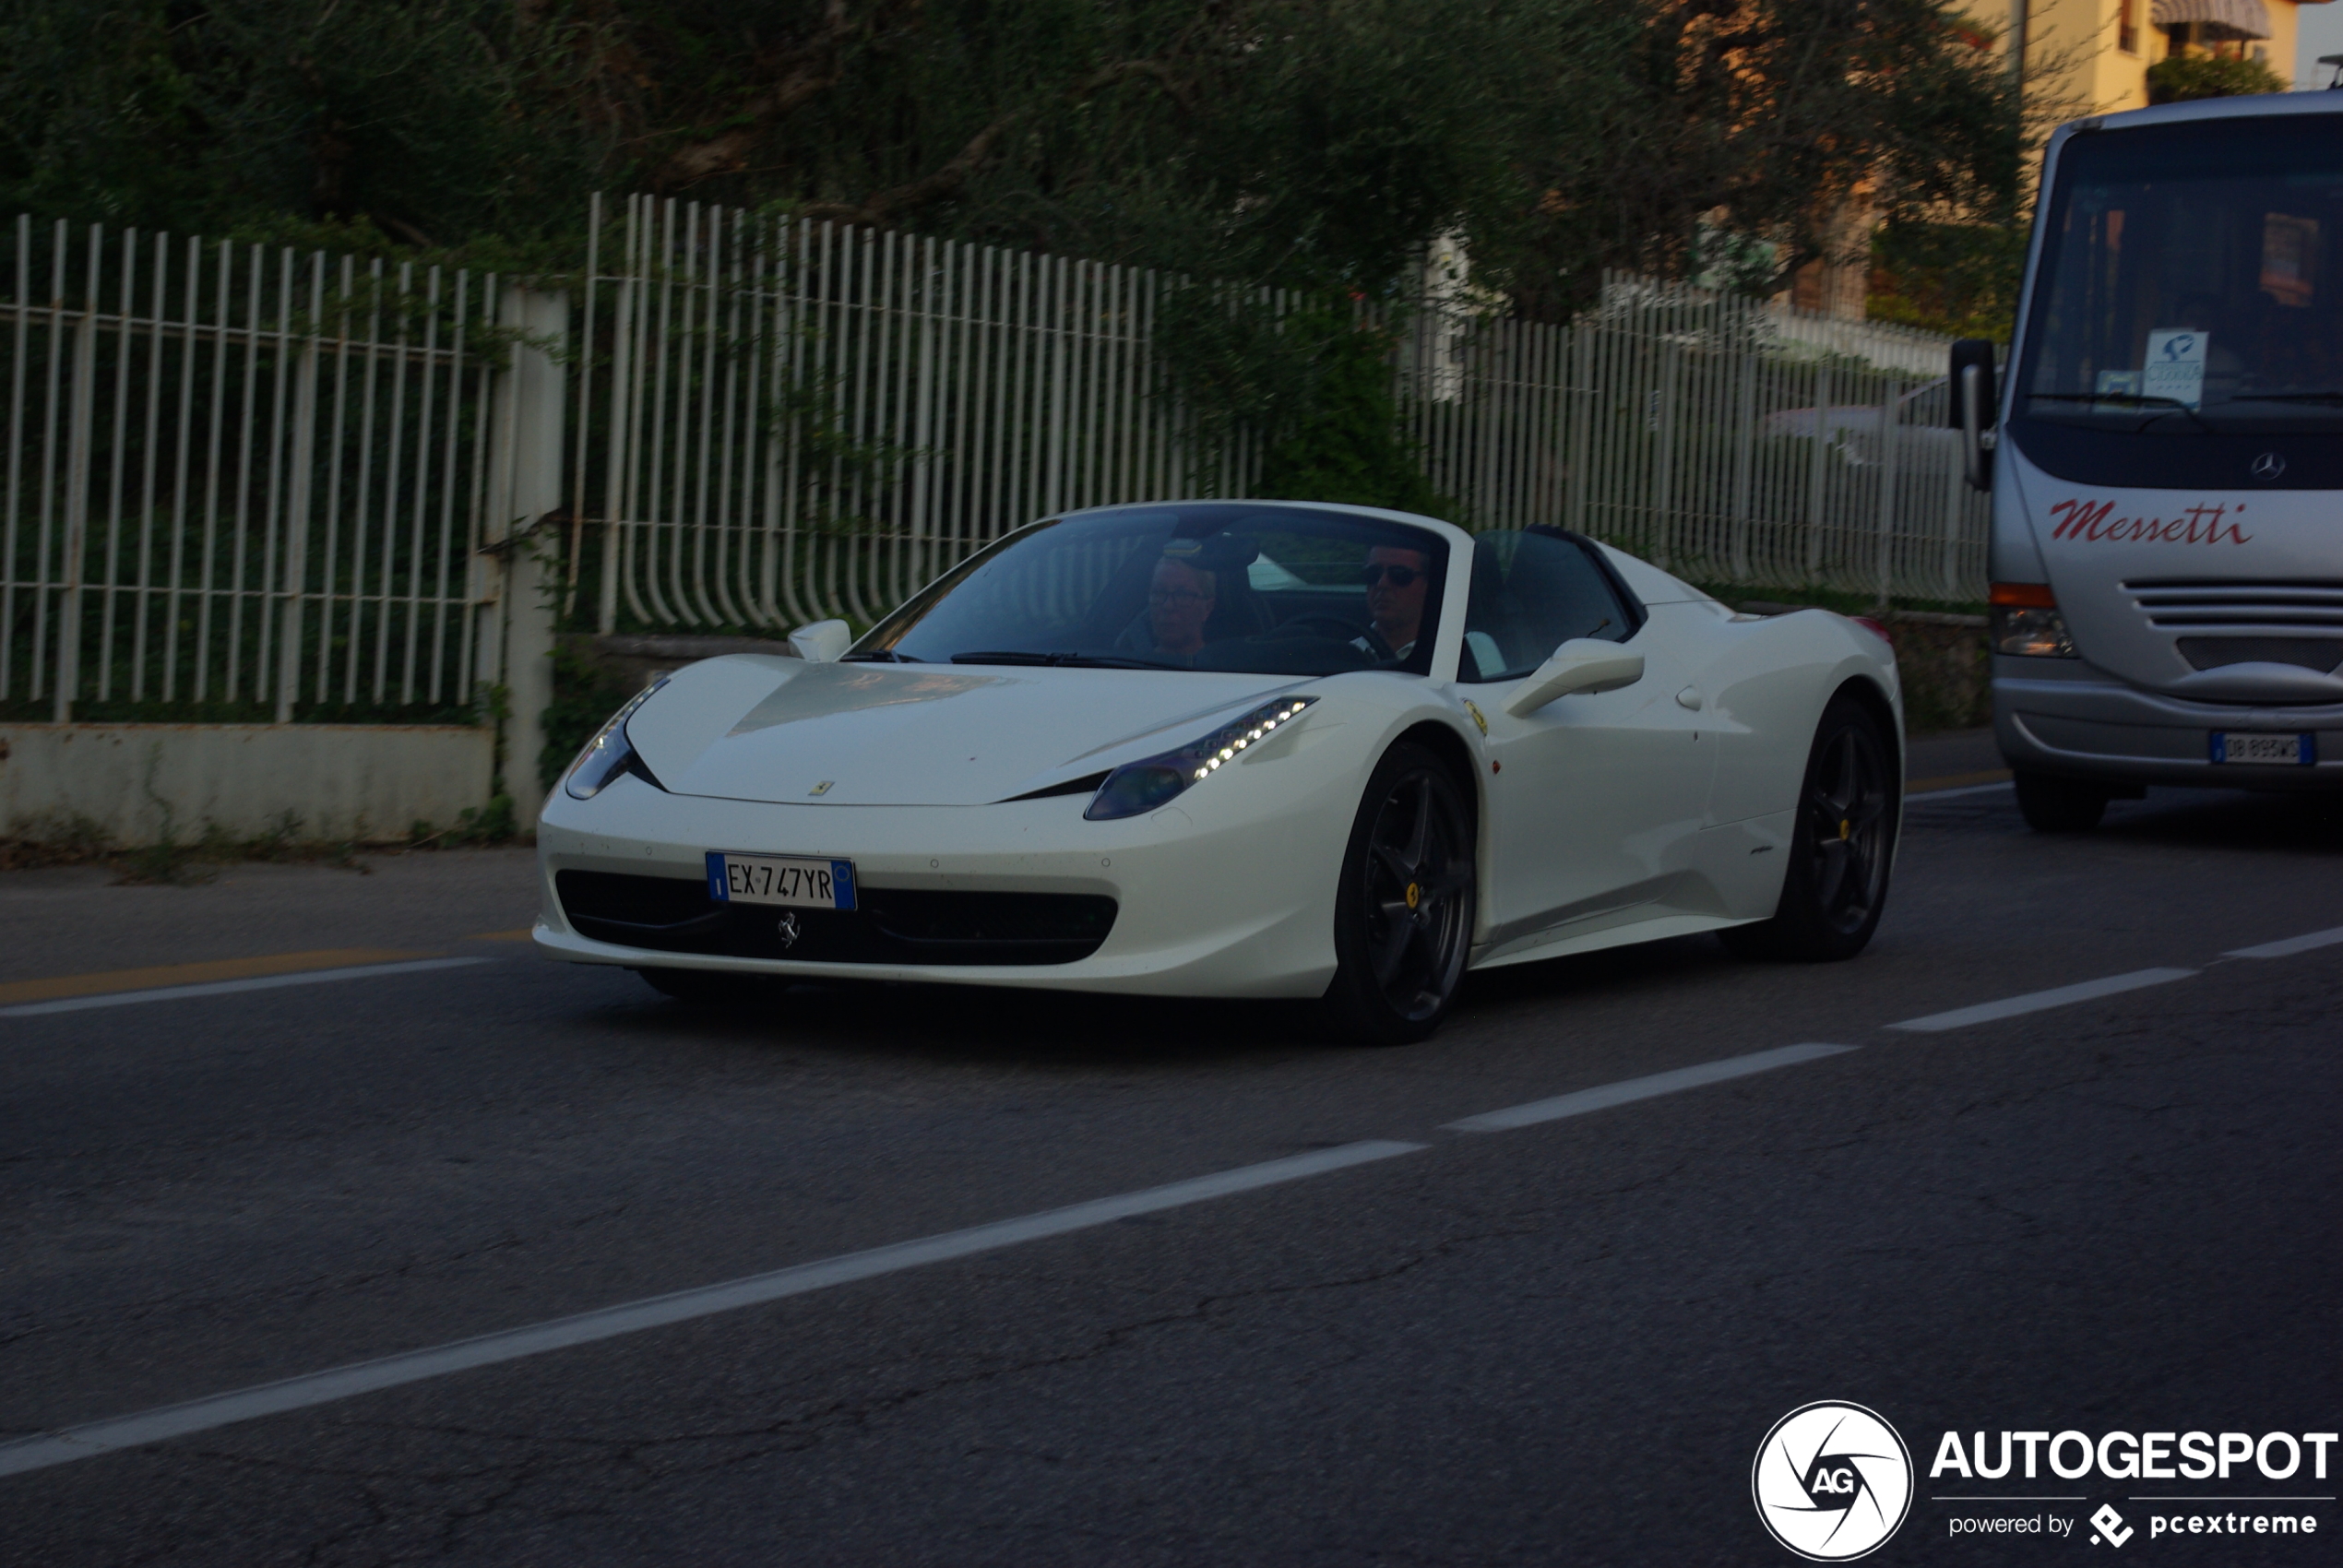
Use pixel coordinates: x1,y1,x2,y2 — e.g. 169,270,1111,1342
0,724,495,846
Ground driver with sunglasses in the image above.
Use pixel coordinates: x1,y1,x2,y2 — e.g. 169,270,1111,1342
1351,545,1431,662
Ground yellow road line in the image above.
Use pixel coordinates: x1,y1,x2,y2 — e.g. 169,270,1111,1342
1909,767,2012,794
0,948,434,1006
467,928,537,943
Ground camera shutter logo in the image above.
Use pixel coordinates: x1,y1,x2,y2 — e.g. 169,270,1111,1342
1752,1402,1913,1561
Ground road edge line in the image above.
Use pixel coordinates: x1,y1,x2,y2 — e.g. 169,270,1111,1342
0,957,494,1017
1885,967,2197,1033
0,1139,1424,1477
1442,1043,1858,1134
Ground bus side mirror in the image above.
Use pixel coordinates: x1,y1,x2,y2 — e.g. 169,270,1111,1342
1950,338,1997,493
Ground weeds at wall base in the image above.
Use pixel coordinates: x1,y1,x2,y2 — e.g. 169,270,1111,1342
0,793,525,883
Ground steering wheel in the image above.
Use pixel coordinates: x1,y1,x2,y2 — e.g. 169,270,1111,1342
1270,614,1365,642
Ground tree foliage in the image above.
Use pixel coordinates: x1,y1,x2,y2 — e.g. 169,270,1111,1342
2146,52,2287,104
4,0,2022,305
0,0,2026,510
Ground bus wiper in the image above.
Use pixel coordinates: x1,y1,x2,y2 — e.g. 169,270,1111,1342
2226,390,2343,406
2027,392,2212,433
950,650,1187,670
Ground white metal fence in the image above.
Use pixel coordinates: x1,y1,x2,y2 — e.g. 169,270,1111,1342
570,196,1986,636
0,217,505,722
0,200,1986,720
566,193,1220,634
1400,277,1988,602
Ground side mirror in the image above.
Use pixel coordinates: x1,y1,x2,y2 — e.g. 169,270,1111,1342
1503,638,1646,717
788,619,852,662
1949,338,1997,493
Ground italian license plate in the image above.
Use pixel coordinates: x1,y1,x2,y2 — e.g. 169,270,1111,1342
2209,731,2314,766
706,851,858,909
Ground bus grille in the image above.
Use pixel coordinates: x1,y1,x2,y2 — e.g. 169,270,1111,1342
2126,581,2343,671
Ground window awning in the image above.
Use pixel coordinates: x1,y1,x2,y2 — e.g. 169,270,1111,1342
2151,0,2274,39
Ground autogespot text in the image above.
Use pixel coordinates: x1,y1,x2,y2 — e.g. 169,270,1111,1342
1929,1429,2337,1481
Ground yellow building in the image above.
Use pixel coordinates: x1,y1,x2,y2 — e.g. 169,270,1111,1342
1781,0,2328,318
1963,0,2330,115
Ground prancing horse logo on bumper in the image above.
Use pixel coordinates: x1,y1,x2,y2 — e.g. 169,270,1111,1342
777,911,801,947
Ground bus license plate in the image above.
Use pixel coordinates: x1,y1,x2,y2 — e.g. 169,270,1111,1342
2209,731,2313,766
707,852,858,909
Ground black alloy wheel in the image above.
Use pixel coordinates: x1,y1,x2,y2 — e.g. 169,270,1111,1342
1723,694,1898,962
1323,742,1478,1044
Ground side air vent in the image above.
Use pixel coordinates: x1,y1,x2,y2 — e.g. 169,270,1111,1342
1002,770,1112,802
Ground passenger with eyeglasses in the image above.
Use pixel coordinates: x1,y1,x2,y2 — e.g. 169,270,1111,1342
1137,554,1217,659
1351,544,1431,662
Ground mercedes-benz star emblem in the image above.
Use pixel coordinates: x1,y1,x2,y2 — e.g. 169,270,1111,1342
776,911,801,947
2251,451,2287,481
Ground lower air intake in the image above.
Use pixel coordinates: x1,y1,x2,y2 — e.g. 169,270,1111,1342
555,871,1116,965
2175,636,2343,673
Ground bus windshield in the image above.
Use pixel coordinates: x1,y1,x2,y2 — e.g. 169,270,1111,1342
2017,116,2343,435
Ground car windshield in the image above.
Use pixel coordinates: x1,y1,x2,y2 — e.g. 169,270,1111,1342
2017,115,2343,434
850,504,1449,676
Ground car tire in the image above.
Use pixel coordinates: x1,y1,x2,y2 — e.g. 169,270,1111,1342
2012,769,2110,832
1721,693,1898,963
1321,741,1478,1045
636,967,760,1007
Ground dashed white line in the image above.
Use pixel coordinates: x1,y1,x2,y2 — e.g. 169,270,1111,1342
1885,967,2198,1033
0,1139,1423,1478
2224,925,2343,961
0,957,492,1016
13,921,2313,1477
1442,1043,1857,1133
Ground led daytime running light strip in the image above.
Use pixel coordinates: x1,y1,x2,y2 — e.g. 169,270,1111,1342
1190,698,1316,781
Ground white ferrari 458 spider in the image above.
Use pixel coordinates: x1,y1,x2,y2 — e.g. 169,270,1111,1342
535,501,1903,1042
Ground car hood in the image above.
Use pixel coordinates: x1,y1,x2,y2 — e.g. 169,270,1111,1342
624,657,1306,806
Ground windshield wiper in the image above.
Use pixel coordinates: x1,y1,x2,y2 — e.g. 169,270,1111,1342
949,650,1188,670
2026,391,2212,433
839,648,922,662
2224,391,2343,406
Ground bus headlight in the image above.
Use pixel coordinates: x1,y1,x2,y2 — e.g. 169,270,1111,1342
1990,583,2077,659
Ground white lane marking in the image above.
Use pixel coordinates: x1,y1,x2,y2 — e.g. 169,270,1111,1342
0,957,491,1016
1885,967,2197,1033
1442,1043,1856,1134
0,1139,1423,1478
1908,780,2015,800
2224,925,2343,960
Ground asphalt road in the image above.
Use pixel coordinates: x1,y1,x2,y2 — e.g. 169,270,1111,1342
2,732,2338,1566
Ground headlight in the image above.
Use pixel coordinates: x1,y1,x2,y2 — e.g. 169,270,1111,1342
1990,582,2077,659
1085,695,1319,821
564,678,670,800
1992,607,2076,658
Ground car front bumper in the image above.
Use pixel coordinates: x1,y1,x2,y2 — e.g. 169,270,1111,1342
1994,658,2343,791
532,770,1350,999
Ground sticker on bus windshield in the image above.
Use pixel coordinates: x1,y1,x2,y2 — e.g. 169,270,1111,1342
2144,328,2207,410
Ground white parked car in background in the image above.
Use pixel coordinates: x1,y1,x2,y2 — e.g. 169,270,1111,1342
535,502,1903,1042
